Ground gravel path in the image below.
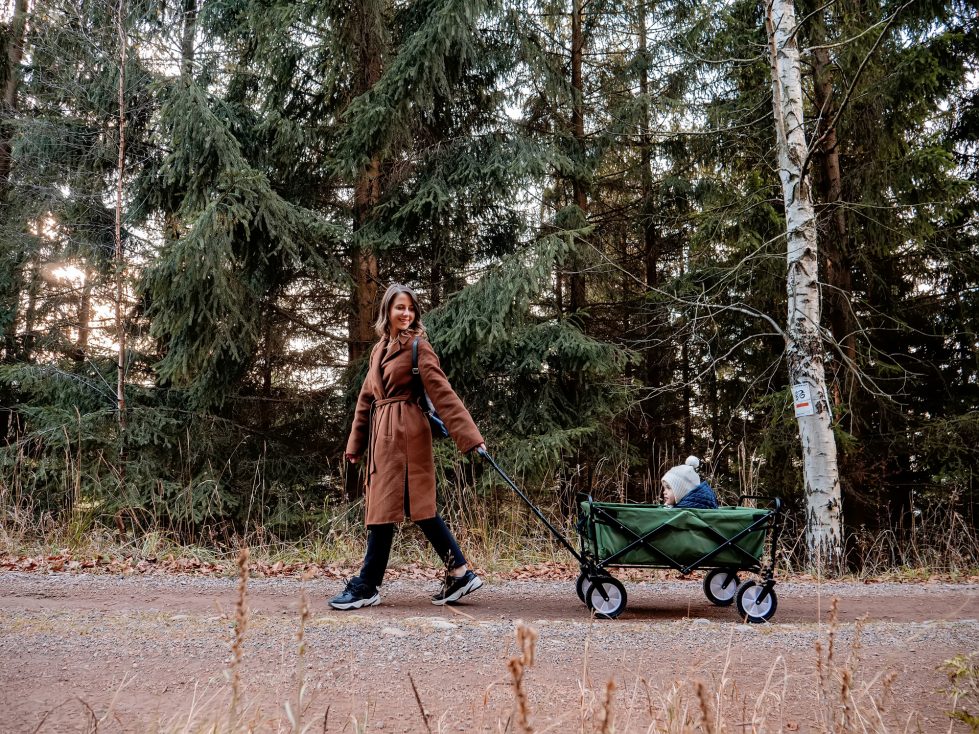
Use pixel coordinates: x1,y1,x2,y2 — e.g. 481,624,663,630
1,572,976,733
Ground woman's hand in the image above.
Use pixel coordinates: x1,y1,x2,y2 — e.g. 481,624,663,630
469,442,486,455
344,452,361,464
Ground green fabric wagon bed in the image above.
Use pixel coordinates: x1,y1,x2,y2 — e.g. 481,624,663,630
580,502,770,568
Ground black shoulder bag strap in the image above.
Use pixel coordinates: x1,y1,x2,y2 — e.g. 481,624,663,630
411,337,450,439
411,337,423,396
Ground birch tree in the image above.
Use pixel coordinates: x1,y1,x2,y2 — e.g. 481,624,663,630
765,0,842,570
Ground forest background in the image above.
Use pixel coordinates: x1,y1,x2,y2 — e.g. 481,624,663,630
0,0,976,574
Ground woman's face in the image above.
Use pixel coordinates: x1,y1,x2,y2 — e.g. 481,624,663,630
388,293,416,336
661,481,676,506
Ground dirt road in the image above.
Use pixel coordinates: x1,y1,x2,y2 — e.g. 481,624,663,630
1,571,976,732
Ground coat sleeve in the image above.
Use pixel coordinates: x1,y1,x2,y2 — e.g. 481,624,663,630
416,339,484,453
345,347,377,456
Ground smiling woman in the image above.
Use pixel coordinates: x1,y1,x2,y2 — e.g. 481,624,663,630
330,282,487,611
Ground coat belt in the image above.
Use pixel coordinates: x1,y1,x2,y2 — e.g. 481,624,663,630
367,396,415,479
374,396,412,407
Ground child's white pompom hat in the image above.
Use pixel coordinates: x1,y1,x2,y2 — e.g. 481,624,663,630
662,456,701,502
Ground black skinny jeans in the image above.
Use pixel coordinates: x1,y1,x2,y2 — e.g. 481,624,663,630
357,516,465,590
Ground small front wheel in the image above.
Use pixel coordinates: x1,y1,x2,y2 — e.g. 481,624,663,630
585,577,628,619
735,580,777,623
703,568,740,606
577,573,612,604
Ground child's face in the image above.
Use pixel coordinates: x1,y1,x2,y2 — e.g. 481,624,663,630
661,481,676,506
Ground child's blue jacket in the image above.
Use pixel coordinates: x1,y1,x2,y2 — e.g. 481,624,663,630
675,482,719,509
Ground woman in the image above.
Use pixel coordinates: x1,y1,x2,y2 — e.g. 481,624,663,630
329,283,486,610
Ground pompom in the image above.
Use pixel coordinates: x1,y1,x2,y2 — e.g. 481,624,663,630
684,455,700,469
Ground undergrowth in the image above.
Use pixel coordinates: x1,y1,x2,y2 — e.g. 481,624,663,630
2,462,978,580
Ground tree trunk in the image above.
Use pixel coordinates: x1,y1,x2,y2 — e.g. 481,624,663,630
344,0,386,499
347,1,384,364
568,0,587,322
21,255,38,362
766,0,843,571
681,339,692,451
637,0,666,486
0,0,29,199
75,274,93,359
350,164,380,362
811,17,856,410
115,0,128,441
157,0,197,246
180,0,197,80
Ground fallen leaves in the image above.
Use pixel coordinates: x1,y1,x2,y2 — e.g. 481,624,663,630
0,552,348,580
4,551,977,584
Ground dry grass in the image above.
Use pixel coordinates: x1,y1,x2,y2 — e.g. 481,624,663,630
3,446,978,581
4,471,979,584
489,602,942,734
943,653,979,732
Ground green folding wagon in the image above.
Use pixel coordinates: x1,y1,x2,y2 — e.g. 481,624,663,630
575,496,784,621
479,448,784,623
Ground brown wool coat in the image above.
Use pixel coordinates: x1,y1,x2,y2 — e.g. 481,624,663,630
345,331,484,526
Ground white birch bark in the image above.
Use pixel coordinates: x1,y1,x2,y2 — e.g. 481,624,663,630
765,0,843,570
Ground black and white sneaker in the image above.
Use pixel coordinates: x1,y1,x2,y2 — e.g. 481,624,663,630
329,578,380,610
431,570,483,605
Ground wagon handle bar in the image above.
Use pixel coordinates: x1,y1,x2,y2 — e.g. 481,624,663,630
477,447,584,563
737,494,782,513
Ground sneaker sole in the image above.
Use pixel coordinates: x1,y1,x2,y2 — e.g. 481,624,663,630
432,576,483,606
329,593,380,611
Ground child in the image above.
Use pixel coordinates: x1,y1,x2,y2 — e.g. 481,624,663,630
661,456,718,509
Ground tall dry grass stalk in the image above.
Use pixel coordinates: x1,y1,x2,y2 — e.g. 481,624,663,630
228,546,249,727
508,621,538,734
408,672,434,734
943,653,979,731
693,680,715,734
284,582,310,734
598,679,616,734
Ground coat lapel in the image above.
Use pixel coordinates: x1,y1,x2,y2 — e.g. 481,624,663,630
369,341,386,397
380,333,409,365
377,333,409,397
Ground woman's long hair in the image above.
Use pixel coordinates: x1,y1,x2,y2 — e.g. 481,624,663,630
374,283,426,338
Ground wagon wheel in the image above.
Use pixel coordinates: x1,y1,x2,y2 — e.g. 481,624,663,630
703,569,740,606
585,577,628,620
576,572,612,605
735,580,777,623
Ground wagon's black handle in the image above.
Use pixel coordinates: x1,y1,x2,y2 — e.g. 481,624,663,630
476,448,584,564
737,495,783,512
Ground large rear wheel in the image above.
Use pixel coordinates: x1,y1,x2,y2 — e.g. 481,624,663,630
735,580,777,623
